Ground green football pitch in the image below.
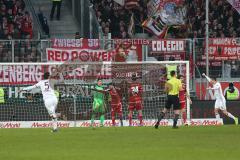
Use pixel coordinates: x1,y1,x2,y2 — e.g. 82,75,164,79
0,126,239,160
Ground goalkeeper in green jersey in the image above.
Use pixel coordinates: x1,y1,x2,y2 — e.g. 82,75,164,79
91,79,106,127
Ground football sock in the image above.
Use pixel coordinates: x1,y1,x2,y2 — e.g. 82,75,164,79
182,111,187,124
227,112,235,119
128,114,132,126
111,112,115,125
100,115,105,126
156,112,165,124
91,113,95,125
173,114,179,127
119,113,123,126
52,118,57,130
215,113,220,119
138,114,143,125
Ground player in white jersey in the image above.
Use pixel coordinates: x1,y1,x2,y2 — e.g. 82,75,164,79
202,73,238,125
20,71,64,132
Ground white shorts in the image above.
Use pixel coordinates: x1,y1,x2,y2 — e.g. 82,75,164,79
214,98,226,110
44,97,58,117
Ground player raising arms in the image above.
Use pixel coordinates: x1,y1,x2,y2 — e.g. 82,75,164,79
108,84,123,126
178,75,192,125
91,83,123,127
19,70,64,132
128,73,143,126
202,73,238,125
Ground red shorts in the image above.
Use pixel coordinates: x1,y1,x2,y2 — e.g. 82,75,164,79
128,101,142,111
111,103,122,114
180,102,186,109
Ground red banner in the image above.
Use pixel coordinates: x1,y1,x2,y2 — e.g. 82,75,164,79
206,38,240,60
46,48,115,62
50,39,144,62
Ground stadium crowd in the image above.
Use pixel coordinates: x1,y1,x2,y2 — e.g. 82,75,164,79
187,0,240,38
0,0,41,62
90,0,148,38
90,0,240,38
0,0,33,39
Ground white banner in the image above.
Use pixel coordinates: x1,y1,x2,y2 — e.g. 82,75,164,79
227,0,240,14
0,65,43,84
0,119,223,128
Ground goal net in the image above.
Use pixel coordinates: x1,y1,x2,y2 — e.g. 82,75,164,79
0,61,190,127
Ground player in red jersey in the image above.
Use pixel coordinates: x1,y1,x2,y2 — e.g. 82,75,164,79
178,75,192,125
108,84,123,126
128,73,143,126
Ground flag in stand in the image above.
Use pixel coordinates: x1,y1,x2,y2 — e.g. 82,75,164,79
128,13,135,38
227,0,240,14
142,0,185,38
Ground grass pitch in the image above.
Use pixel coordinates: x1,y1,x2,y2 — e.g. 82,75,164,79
0,126,239,160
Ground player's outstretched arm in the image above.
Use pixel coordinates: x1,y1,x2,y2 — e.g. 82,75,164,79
19,85,38,93
208,83,220,90
90,88,108,94
202,73,211,82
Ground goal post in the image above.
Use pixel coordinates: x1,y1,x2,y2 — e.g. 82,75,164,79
0,61,190,127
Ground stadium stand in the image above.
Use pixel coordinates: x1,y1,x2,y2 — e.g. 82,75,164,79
0,0,38,62
0,0,33,39
90,0,148,38
91,0,240,38
186,0,240,38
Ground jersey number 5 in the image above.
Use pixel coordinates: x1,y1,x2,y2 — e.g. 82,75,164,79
44,81,50,91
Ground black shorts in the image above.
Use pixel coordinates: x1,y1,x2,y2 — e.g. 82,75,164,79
165,95,180,110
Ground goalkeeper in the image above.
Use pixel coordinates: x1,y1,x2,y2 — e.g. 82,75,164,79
91,79,106,127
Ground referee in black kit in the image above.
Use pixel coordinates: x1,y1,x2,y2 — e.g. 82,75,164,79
155,70,183,129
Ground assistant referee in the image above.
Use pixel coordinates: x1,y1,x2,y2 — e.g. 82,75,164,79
155,70,182,129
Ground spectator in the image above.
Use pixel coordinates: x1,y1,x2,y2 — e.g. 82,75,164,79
75,32,80,39
225,83,239,100
50,0,62,21
38,7,50,36
21,11,33,38
0,0,31,40
223,61,231,78
231,61,239,77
